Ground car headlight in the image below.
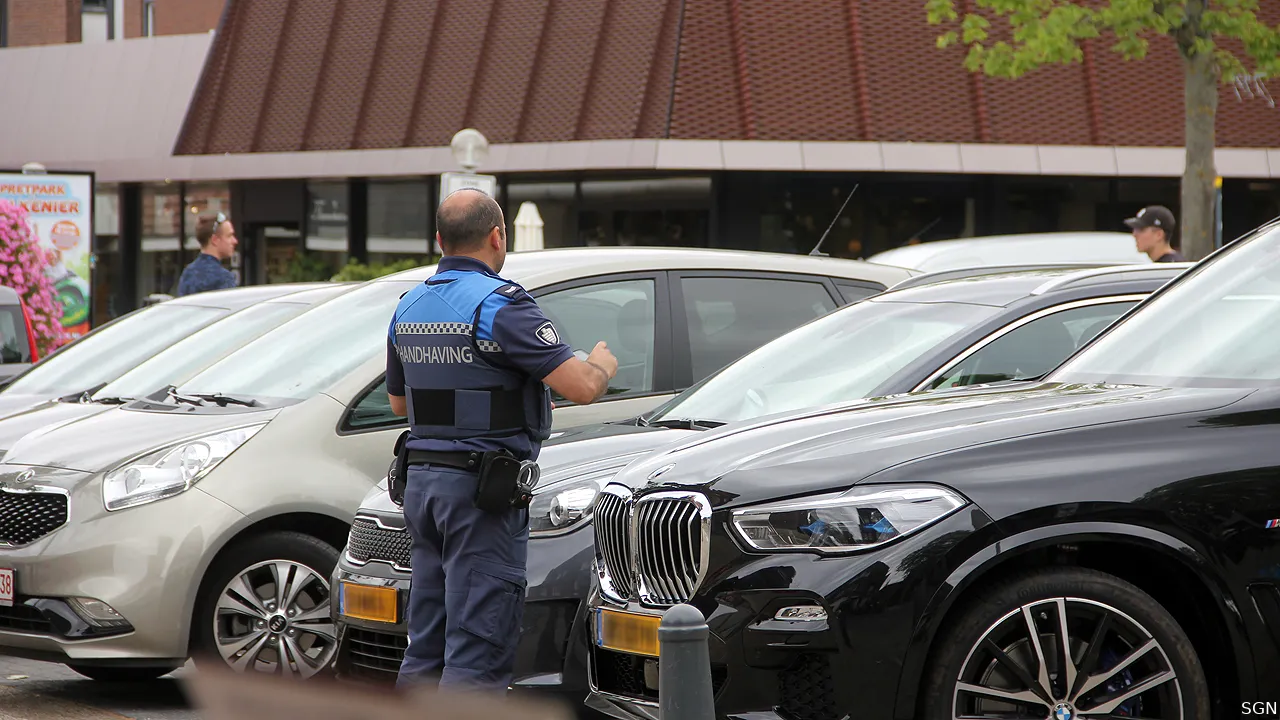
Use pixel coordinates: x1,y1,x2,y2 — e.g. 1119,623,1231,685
731,484,967,554
528,462,637,537
102,424,266,511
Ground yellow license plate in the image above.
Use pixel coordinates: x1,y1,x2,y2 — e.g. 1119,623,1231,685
341,583,398,623
595,608,661,657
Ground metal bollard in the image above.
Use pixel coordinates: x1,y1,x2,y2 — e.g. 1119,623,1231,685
658,603,716,720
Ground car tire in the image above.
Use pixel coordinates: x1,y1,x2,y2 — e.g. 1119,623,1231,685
920,566,1210,720
66,665,178,682
191,531,340,679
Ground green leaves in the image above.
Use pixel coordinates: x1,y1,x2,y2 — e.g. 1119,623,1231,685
925,0,959,23
923,0,1280,84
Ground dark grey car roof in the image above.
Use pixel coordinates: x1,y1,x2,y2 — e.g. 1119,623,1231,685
872,263,1194,308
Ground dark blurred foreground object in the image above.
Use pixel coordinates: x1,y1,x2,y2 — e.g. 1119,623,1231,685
186,665,575,720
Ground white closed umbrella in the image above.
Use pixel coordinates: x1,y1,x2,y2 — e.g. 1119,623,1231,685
513,202,544,252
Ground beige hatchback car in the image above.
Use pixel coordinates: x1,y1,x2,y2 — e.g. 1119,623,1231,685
0,247,911,681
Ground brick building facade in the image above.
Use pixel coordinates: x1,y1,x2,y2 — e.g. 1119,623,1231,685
1,0,222,47
3,0,81,47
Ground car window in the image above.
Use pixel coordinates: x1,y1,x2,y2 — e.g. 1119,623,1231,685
0,306,30,364
651,299,1000,425
95,302,312,401
181,280,418,402
681,276,837,381
1053,225,1280,388
4,304,227,397
344,379,403,431
834,281,882,304
928,301,1137,390
537,279,656,398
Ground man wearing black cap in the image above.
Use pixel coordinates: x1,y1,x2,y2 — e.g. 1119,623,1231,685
1124,205,1186,263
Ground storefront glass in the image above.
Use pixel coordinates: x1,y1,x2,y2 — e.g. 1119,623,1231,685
506,182,576,249
140,183,182,298
368,179,432,267
576,177,710,248
92,184,119,325
304,181,350,278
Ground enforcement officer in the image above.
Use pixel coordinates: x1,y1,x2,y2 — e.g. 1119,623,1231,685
1124,205,1186,262
387,188,618,693
177,212,239,296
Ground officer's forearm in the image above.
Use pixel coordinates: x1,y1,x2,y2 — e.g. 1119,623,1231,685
584,360,611,401
543,357,611,404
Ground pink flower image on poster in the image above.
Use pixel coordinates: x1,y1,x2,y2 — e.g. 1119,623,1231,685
0,200,70,357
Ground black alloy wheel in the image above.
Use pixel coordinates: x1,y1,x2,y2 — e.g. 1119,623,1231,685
922,567,1210,719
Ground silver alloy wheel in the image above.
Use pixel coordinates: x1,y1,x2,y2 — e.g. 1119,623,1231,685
214,559,336,678
953,597,1183,719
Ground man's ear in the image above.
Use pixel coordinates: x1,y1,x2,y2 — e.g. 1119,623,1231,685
490,226,505,251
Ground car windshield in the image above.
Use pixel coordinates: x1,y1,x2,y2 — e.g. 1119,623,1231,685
3,304,227,397
178,280,418,402
649,299,1000,424
94,302,314,401
1053,223,1280,388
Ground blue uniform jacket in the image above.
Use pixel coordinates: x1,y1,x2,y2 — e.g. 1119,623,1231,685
387,256,574,459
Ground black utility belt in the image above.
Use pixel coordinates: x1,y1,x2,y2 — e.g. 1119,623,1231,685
387,434,539,514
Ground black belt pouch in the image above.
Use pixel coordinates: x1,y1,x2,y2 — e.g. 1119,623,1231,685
475,451,521,514
389,430,409,506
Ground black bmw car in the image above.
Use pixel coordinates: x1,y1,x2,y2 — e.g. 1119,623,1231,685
330,263,1190,707
585,221,1280,720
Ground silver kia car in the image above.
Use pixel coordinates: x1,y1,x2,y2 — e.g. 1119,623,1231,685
0,247,910,681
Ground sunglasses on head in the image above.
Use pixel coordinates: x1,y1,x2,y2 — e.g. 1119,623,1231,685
211,212,227,230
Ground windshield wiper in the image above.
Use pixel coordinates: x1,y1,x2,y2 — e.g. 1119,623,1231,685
189,392,258,408
165,385,206,407
56,382,107,404
91,395,135,405
644,418,725,431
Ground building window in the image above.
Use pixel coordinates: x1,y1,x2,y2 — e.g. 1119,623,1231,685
368,179,431,266
140,183,183,299
142,0,155,37
81,0,111,42
507,182,575,250
93,185,120,326
303,181,350,279
1,0,8,48
577,177,711,248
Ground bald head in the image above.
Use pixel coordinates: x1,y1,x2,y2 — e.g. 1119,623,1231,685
436,189,505,255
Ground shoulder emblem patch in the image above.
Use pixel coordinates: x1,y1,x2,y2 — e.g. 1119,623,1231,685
498,284,520,297
535,321,560,346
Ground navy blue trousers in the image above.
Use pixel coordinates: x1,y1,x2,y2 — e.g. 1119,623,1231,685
395,464,529,693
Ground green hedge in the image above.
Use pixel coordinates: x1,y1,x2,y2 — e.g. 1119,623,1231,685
273,253,430,283
330,258,426,282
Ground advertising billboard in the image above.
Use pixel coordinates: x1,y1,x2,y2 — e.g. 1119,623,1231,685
0,171,94,337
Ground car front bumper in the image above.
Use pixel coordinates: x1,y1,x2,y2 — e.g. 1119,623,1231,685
331,515,598,705
0,468,244,667
583,508,990,720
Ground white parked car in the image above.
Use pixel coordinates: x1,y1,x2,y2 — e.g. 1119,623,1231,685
868,231,1151,272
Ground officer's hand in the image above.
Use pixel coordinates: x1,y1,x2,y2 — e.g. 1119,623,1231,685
587,341,618,379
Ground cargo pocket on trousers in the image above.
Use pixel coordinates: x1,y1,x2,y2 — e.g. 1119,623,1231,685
459,566,524,649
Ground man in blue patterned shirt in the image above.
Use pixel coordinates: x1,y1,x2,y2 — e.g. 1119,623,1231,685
177,212,239,296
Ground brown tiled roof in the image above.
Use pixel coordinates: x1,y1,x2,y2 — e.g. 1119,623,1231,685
175,0,1280,155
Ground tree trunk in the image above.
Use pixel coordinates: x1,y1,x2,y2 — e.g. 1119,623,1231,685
1180,28,1219,261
